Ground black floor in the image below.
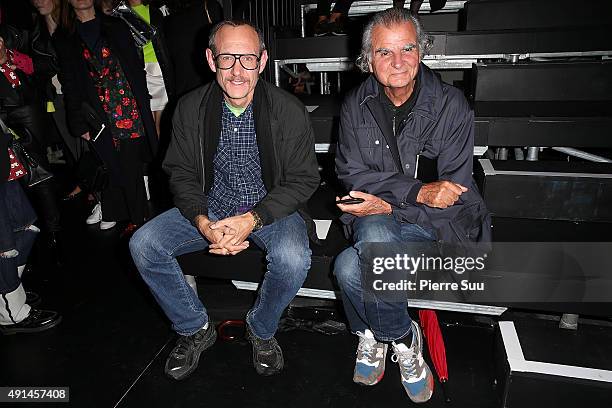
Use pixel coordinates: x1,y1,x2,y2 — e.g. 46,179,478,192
2,180,610,408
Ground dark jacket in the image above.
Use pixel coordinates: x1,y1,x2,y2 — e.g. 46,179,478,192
0,24,34,112
336,64,491,245
0,66,39,113
0,21,57,102
53,14,157,158
29,15,60,102
0,24,29,52
0,61,51,166
163,80,320,226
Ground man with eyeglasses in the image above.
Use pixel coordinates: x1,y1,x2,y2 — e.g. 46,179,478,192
129,20,319,380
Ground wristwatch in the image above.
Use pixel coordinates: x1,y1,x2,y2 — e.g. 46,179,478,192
249,210,263,231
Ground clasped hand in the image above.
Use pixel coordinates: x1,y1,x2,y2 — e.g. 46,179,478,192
196,213,254,256
416,180,468,209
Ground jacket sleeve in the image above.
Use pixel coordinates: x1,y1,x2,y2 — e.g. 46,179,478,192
335,100,422,207
53,35,89,138
162,99,208,224
252,107,320,225
31,23,59,80
32,52,58,82
437,95,474,188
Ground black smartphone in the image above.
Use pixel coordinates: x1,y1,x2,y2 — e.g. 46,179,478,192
336,197,365,205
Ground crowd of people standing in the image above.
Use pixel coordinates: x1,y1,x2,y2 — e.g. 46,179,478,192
0,0,222,334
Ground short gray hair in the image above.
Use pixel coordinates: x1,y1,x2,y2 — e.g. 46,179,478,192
208,20,266,55
356,8,433,72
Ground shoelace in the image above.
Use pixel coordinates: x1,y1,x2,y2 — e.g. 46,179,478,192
252,336,279,352
172,337,193,358
391,348,418,377
356,337,378,361
173,331,206,358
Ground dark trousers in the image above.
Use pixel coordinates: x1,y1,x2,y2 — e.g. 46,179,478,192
51,94,80,163
101,138,147,225
26,179,61,232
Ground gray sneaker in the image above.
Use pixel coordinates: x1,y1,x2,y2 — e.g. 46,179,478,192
246,325,284,376
391,321,434,403
165,323,217,380
353,329,388,385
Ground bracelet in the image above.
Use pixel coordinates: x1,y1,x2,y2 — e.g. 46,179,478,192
249,210,263,231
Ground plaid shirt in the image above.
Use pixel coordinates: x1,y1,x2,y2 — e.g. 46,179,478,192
207,102,267,219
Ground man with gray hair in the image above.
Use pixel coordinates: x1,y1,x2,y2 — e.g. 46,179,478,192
130,20,319,380
334,7,488,403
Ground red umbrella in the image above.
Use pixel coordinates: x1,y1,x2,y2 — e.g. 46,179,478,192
419,309,451,402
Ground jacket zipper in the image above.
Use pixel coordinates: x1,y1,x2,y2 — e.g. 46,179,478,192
396,112,424,178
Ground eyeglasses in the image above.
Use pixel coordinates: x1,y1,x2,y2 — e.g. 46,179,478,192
214,53,261,70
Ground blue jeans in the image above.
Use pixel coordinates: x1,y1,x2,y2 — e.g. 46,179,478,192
334,214,435,342
0,181,38,294
129,208,311,338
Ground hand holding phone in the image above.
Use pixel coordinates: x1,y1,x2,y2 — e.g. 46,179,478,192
335,197,365,205
336,191,392,216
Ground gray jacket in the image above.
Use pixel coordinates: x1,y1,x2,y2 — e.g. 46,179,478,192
336,64,491,245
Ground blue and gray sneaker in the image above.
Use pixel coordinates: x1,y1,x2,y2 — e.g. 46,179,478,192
391,321,434,403
353,329,388,386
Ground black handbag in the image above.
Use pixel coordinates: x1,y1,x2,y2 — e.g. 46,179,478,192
76,102,109,193
0,118,54,187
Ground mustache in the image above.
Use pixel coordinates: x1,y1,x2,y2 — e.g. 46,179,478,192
226,76,249,82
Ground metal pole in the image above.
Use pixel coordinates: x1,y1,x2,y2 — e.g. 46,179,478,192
514,147,524,160
274,60,281,87
320,72,329,94
526,146,539,161
301,4,306,37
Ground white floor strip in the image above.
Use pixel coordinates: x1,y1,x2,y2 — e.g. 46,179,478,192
113,337,173,408
499,321,612,383
231,281,507,316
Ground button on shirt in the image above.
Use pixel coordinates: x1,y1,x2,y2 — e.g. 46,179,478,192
207,102,267,219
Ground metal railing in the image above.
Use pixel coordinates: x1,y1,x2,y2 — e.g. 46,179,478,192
300,0,467,36
224,0,302,82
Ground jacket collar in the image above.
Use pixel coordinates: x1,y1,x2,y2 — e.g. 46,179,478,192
358,63,440,122
197,80,276,193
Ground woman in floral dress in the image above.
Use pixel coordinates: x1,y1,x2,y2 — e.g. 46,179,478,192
53,0,157,234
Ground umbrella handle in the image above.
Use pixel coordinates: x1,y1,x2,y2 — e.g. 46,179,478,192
440,379,451,403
